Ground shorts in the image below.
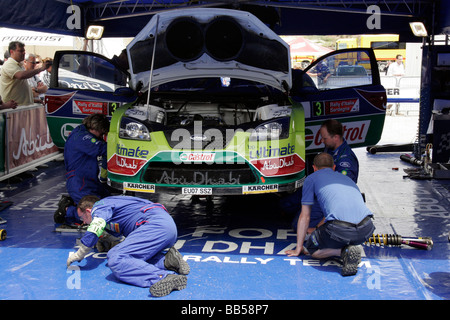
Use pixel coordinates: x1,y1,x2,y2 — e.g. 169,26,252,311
305,216,375,254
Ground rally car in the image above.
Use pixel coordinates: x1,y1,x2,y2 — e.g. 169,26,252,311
45,8,386,196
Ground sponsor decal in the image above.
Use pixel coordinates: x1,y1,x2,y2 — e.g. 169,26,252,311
108,154,148,176
306,120,370,150
249,143,295,160
179,152,215,163
156,170,241,185
250,154,305,177
312,98,359,117
61,123,79,142
107,223,121,233
305,127,315,149
242,184,278,194
45,92,76,114
73,100,107,115
123,182,156,193
116,144,149,158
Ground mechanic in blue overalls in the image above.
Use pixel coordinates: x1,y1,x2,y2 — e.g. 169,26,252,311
66,195,190,297
285,152,374,276
285,119,359,231
308,61,331,89
321,119,359,183
54,114,111,225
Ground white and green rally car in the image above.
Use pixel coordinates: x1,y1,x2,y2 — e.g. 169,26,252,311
45,8,386,196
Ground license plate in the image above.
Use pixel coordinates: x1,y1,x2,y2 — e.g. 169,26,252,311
182,187,213,195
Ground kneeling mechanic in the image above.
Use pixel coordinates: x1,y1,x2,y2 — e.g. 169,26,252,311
285,152,375,276
66,195,190,297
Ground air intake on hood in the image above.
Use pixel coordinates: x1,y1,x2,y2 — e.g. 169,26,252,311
205,17,244,61
165,18,204,62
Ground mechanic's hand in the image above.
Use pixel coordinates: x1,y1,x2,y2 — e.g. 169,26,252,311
285,247,304,257
67,243,91,267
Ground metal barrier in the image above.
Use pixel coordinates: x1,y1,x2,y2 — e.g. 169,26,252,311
382,76,420,116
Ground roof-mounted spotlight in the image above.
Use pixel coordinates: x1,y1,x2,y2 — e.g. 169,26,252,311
86,25,104,40
409,22,428,37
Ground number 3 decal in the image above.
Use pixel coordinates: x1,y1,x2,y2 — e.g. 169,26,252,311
314,101,324,116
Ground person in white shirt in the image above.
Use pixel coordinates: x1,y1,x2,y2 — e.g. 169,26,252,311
24,53,47,102
387,54,405,76
39,57,53,88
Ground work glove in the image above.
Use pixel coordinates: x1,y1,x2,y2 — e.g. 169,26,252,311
67,243,91,267
100,167,108,183
96,232,123,252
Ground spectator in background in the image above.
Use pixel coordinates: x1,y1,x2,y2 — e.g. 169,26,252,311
24,53,47,102
40,57,53,87
0,41,51,106
3,50,10,61
387,54,405,77
307,60,331,88
35,55,43,70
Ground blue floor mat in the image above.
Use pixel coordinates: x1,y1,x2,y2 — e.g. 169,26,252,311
0,148,449,302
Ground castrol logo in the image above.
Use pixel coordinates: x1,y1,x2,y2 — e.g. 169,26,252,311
305,120,370,150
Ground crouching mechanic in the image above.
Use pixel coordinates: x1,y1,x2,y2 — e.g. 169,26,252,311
66,195,190,297
54,114,111,225
285,153,375,276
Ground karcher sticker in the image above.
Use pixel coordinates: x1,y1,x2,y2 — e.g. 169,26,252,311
242,184,278,194
123,182,156,193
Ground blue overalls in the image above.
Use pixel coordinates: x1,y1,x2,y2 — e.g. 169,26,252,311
80,196,178,288
64,124,110,224
289,139,359,230
324,139,359,184
301,168,374,253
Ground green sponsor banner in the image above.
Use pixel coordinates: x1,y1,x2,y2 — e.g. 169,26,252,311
47,116,83,148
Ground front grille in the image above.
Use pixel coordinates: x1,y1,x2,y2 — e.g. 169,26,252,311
142,163,257,185
163,127,236,150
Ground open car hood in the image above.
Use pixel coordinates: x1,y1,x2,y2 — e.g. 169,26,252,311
126,8,291,93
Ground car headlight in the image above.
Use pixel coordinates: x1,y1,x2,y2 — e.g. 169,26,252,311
119,117,151,140
250,117,290,141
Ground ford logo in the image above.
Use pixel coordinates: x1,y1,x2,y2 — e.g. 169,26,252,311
190,134,207,141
